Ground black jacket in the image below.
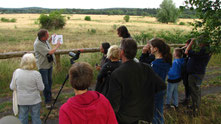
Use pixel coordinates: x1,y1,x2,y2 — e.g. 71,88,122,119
96,61,121,96
139,53,155,65
107,60,166,124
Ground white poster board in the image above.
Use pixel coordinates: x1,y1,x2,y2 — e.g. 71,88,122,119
52,35,63,44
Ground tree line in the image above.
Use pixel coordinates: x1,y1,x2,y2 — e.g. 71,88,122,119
0,7,196,19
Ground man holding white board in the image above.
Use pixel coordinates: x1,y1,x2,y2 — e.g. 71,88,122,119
34,29,61,108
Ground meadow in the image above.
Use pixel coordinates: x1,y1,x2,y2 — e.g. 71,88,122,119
0,14,220,123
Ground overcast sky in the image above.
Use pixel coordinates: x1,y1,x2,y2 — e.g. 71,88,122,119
0,0,185,9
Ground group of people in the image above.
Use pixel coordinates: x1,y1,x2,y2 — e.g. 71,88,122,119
9,26,211,124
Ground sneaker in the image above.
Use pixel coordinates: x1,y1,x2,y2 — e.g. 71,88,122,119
165,104,172,110
171,104,179,110
45,103,51,109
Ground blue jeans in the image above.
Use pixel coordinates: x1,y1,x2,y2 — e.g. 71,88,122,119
19,103,41,124
153,90,166,124
39,67,53,103
166,82,179,107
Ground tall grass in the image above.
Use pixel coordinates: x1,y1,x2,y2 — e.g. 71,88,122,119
0,52,103,95
164,94,221,124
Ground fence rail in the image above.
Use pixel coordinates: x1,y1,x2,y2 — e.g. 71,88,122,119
0,44,184,69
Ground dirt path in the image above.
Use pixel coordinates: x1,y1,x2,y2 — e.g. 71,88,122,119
0,66,220,124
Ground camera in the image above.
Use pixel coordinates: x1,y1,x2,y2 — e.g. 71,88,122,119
69,50,81,64
46,54,54,63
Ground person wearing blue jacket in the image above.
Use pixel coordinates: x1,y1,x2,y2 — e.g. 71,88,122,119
150,38,172,124
166,48,184,109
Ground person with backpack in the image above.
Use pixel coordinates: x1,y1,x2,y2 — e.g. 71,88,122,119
166,48,185,109
95,45,121,96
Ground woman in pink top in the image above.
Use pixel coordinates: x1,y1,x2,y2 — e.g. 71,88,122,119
59,62,118,124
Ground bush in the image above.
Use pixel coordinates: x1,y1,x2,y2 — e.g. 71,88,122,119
124,15,130,22
179,22,185,25
133,30,192,44
84,16,91,21
112,24,118,30
67,16,70,20
88,29,96,34
38,10,66,30
1,18,17,22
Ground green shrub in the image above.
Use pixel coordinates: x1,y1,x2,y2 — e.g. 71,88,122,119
133,30,192,44
88,28,96,34
124,15,130,22
38,10,66,30
112,24,118,30
67,16,70,20
84,16,91,21
10,18,16,22
179,22,185,25
1,18,16,22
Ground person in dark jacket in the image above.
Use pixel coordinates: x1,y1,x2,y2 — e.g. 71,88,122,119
150,38,172,124
139,42,155,65
107,38,166,124
185,37,211,113
180,39,191,105
96,45,121,96
96,42,110,71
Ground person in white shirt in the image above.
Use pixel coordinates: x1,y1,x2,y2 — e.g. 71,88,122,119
10,53,44,124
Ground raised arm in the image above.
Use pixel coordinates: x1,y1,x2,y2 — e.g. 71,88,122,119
185,38,195,55
48,40,61,55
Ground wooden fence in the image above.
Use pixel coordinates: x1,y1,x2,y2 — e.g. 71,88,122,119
0,44,184,69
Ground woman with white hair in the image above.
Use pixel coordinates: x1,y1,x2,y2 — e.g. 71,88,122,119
95,45,121,96
10,53,44,124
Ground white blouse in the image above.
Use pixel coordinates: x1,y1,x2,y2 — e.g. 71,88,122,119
10,69,44,105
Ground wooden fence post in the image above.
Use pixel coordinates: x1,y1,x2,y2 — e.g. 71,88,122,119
55,54,61,70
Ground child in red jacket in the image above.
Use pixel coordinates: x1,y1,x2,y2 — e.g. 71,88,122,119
59,62,118,124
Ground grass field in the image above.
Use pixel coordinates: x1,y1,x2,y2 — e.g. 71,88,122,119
0,14,194,52
0,14,220,123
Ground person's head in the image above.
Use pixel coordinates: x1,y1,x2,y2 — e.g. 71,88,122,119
120,38,137,60
100,42,110,55
173,48,183,58
37,29,49,41
107,45,120,61
150,38,172,65
20,53,36,70
69,62,93,90
117,26,131,38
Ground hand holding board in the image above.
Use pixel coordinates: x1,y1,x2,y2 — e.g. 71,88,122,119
52,35,63,44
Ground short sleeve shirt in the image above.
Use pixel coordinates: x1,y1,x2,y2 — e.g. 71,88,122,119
34,38,55,69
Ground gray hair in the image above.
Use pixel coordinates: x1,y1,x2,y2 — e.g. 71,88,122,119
20,53,36,70
107,45,120,60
